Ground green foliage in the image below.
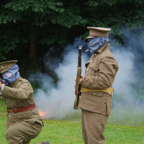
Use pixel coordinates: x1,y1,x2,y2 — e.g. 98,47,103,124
4,0,64,13
86,0,117,7
0,0,144,74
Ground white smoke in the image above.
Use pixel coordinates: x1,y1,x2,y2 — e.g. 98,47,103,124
111,28,144,107
29,38,88,119
112,49,135,103
108,28,144,125
29,28,144,120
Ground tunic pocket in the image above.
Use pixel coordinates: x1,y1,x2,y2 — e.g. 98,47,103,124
90,65,99,76
18,110,32,118
86,91,104,97
106,102,111,115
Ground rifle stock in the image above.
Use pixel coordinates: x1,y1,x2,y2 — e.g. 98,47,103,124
74,46,82,110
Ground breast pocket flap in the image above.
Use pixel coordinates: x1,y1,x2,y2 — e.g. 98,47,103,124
90,65,99,71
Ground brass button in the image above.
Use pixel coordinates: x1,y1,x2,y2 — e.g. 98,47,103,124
87,69,89,71
107,50,109,51
24,115,26,116
89,78,91,80
94,93,95,95
90,61,92,63
94,54,97,56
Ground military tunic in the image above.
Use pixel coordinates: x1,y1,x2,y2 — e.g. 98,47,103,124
79,43,118,144
1,76,43,144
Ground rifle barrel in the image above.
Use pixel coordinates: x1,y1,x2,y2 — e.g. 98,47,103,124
78,46,82,67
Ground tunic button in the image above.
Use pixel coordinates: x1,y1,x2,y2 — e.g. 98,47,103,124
90,61,92,63
24,115,26,116
94,54,97,56
107,50,109,51
94,93,95,95
87,69,89,71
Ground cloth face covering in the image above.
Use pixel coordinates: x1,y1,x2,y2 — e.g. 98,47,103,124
3,64,20,86
86,37,110,53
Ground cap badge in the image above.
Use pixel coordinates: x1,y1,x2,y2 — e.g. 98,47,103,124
0,65,4,70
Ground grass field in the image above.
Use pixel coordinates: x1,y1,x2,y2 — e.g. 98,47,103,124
0,100,144,144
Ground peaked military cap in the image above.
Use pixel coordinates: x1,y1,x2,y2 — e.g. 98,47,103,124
0,60,18,73
87,27,111,39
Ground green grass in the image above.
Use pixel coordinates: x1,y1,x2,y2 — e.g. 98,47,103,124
1,99,144,144
0,99,6,112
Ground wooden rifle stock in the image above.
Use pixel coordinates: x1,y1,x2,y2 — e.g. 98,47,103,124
74,46,82,110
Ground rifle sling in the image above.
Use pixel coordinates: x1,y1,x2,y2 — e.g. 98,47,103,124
80,86,114,96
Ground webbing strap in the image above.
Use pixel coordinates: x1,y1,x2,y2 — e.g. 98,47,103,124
81,86,114,96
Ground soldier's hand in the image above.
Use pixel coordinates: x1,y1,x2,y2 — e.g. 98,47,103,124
79,75,84,84
74,87,80,94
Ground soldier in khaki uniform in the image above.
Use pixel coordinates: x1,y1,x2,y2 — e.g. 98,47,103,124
0,60,45,144
78,27,119,144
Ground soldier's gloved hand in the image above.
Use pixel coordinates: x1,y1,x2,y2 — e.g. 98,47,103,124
0,82,5,92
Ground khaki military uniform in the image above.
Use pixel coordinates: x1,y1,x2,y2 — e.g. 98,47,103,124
79,43,118,144
1,76,43,144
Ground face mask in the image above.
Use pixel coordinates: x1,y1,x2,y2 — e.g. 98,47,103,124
85,37,110,53
3,64,20,86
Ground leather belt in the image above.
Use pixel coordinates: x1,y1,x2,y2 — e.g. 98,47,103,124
7,104,36,113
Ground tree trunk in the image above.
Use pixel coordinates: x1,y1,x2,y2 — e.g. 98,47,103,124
29,30,36,59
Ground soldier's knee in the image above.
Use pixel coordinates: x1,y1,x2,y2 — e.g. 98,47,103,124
6,127,22,144
6,127,13,140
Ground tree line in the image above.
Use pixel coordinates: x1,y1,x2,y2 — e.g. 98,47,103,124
0,0,144,77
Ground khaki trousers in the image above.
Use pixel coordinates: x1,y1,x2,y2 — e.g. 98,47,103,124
6,121,42,144
81,109,108,144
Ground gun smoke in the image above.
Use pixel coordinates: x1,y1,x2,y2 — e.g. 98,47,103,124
29,38,89,119
29,28,144,122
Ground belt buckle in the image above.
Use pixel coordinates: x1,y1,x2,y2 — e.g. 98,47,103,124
8,109,13,113
8,108,17,113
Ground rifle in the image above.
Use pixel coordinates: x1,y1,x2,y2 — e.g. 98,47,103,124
74,46,82,110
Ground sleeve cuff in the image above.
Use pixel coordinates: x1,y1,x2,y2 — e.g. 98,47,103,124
1,84,4,91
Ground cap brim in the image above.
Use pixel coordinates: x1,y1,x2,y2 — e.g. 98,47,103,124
86,35,95,39
87,27,111,31
0,60,18,65
0,60,18,73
